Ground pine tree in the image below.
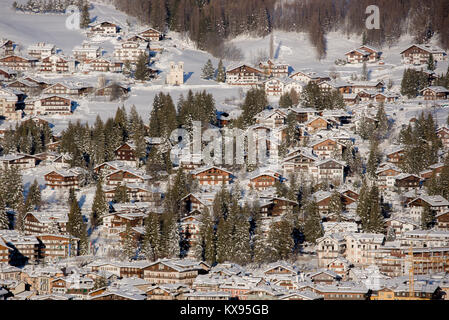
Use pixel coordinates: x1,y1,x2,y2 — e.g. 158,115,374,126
303,200,323,244
375,102,389,138
198,209,216,264
0,193,9,230
368,186,384,233
122,222,137,261
3,165,24,211
361,62,369,81
328,191,343,221
160,211,180,259
252,222,268,264
91,179,108,228
14,199,29,233
427,54,436,71
229,200,251,265
142,212,160,261
79,1,90,29
215,215,232,263
216,59,225,82
421,203,435,230
27,179,41,209
67,193,88,255
266,211,295,261
113,183,129,203
357,179,371,231
134,52,149,81
201,59,215,80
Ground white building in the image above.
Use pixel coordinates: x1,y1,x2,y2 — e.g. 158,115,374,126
166,61,184,85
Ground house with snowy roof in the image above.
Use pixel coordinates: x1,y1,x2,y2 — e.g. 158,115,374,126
401,44,447,65
420,86,449,100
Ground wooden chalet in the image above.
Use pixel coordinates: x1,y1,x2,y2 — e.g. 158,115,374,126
44,170,79,190
191,166,233,186
138,27,164,41
0,55,38,71
420,86,449,100
225,64,265,85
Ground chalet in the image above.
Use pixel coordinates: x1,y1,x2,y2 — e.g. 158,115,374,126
350,81,385,94
345,45,380,64
225,64,265,85
89,21,119,36
104,185,158,203
420,86,449,100
42,82,92,96
420,163,446,180
102,212,145,235
95,82,129,97
0,154,38,170
311,138,345,159
318,80,353,94
310,270,342,284
279,291,323,300
114,142,137,163
104,169,149,186
0,39,16,56
401,44,447,65
27,42,56,60
180,215,201,249
437,127,449,148
33,95,72,115
72,42,101,61
289,71,330,84
254,108,288,128
306,117,330,133
37,234,77,261
374,92,400,103
386,147,405,164
6,79,40,96
345,233,385,266
258,60,289,78
0,88,22,120
23,210,68,235
343,93,361,105
264,78,302,96
84,58,123,73
282,148,318,177
23,76,52,90
436,211,449,230
316,234,346,267
39,55,76,74
180,193,214,215
376,164,402,191
113,41,149,64
0,55,38,71
394,174,422,192
408,195,449,223
138,27,164,41
0,67,17,81
44,169,80,190
310,159,346,185
0,230,40,266
259,197,298,220
311,284,368,300
385,217,419,236
191,166,233,186
249,172,280,190
327,257,351,279
0,238,9,264
142,260,199,285
288,107,320,123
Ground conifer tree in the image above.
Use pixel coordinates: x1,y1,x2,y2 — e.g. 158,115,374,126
266,211,295,261
14,199,29,233
134,52,150,81
252,222,268,264
201,59,215,80
160,211,180,259
427,54,435,71
91,179,108,228
375,102,389,138
142,212,161,261
67,192,88,255
357,180,371,231
27,179,41,210
3,166,24,211
79,1,90,29
328,191,343,221
122,222,137,261
421,203,435,230
361,62,369,81
303,200,323,244
215,215,232,263
368,185,384,233
229,200,251,265
197,209,216,264
0,193,9,230
216,59,226,82
113,183,129,203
